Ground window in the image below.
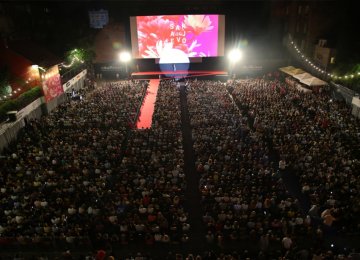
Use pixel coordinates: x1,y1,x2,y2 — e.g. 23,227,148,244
305,5,309,14
330,57,335,64
286,6,289,15
303,23,307,33
298,5,302,15
296,22,300,33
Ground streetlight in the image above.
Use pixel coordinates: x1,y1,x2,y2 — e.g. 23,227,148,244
228,48,243,79
30,64,46,86
32,64,46,71
119,51,131,77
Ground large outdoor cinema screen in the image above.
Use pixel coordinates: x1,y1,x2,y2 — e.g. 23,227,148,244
130,15,225,60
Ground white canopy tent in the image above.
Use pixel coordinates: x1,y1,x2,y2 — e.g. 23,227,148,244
287,68,305,76
352,96,360,118
279,66,306,76
279,66,296,75
300,77,327,86
293,72,313,81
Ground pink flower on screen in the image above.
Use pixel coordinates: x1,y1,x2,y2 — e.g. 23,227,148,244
179,40,201,57
143,40,174,58
176,43,191,56
143,40,201,58
161,15,181,23
184,15,214,35
137,16,172,56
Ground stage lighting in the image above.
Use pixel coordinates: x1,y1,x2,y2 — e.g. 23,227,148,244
228,49,243,63
119,51,131,62
159,49,190,65
159,48,190,78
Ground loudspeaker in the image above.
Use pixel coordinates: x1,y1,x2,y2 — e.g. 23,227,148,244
7,111,17,122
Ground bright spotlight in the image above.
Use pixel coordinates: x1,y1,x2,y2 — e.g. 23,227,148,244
228,49,243,63
31,65,39,70
119,51,131,63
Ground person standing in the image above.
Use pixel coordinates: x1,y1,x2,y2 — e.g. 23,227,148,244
259,233,269,252
282,234,292,250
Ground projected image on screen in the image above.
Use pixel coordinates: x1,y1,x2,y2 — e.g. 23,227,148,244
133,15,223,59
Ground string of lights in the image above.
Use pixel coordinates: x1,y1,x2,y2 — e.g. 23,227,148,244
0,88,22,101
290,41,360,80
0,65,43,101
61,56,84,68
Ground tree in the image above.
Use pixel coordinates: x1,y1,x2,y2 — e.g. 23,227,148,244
0,66,11,97
64,47,95,65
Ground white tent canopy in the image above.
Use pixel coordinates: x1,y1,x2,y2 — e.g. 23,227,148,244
293,72,313,81
279,66,305,76
279,66,296,75
300,77,327,86
279,66,328,87
287,68,305,76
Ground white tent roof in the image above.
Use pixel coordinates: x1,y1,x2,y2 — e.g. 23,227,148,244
293,72,313,81
279,66,306,76
300,77,327,86
279,66,296,75
287,68,305,76
279,66,295,73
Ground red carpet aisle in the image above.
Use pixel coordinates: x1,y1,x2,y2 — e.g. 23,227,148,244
136,79,160,129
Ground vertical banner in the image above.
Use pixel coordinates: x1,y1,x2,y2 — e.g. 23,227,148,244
42,65,63,102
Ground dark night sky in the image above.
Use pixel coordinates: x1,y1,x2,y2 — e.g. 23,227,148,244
10,0,272,59
62,0,274,57
4,0,358,65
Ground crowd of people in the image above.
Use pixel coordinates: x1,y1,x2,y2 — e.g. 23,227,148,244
0,80,148,248
230,78,359,236
0,78,191,253
4,248,360,260
186,78,359,258
114,79,189,245
187,80,308,256
0,73,359,259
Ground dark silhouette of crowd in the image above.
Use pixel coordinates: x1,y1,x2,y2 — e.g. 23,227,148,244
114,80,189,246
0,80,148,247
188,80,307,256
187,77,359,259
230,78,359,236
0,78,192,255
0,74,359,259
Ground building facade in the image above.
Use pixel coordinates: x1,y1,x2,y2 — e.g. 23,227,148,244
271,0,337,68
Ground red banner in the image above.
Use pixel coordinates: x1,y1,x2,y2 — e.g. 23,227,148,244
42,65,63,102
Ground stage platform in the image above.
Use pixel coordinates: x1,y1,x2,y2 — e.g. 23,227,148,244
131,70,228,80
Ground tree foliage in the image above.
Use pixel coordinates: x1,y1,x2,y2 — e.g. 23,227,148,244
65,47,95,64
0,87,42,122
0,66,11,96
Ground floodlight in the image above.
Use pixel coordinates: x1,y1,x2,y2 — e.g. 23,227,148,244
119,51,131,63
228,49,243,63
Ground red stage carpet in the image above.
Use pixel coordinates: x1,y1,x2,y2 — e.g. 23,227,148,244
136,79,160,129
